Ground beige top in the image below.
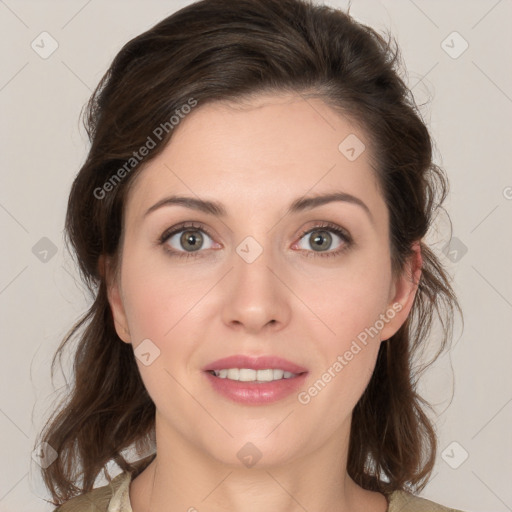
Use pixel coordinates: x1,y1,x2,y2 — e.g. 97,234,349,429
54,470,465,512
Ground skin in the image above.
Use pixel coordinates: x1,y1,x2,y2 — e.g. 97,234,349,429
105,92,422,512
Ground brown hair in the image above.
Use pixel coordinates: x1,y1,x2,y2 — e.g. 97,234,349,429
36,0,463,506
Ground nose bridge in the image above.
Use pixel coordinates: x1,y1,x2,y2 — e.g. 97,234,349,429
233,233,279,301
221,232,289,331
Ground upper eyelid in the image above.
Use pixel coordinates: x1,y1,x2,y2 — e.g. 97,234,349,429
299,223,351,238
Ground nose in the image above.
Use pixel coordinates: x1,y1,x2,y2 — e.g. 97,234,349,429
220,239,291,334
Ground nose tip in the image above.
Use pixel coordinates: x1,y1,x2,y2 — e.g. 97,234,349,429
222,247,289,332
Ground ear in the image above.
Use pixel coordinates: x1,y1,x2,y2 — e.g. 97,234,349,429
379,241,423,341
99,254,132,344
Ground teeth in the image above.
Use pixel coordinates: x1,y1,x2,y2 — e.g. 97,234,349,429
211,368,298,382
227,368,239,380
239,369,256,381
256,369,274,382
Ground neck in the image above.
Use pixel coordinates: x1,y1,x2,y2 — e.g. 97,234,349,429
129,421,388,512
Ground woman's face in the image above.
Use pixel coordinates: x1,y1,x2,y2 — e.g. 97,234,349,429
107,92,420,468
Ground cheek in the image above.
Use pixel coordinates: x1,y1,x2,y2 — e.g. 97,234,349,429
296,258,390,403
298,278,388,418
119,261,199,406
119,253,210,389
302,258,391,342
120,252,199,341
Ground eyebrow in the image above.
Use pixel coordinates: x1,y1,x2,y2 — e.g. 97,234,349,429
144,191,374,224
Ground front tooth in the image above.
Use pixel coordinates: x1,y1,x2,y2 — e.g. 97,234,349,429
238,368,257,381
256,369,274,382
227,368,240,380
273,369,284,380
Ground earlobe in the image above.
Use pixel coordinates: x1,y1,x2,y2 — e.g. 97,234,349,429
380,241,423,341
101,254,132,344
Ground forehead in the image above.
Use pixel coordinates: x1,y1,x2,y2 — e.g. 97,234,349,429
124,92,385,226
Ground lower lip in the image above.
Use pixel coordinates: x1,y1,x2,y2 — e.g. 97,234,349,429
204,371,308,405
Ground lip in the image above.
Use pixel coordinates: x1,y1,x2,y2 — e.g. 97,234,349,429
203,371,308,405
202,355,308,374
202,355,308,405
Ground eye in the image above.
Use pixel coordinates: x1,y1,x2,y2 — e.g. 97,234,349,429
159,222,218,259
158,221,353,260
294,222,352,258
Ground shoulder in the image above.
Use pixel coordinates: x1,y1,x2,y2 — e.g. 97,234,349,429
53,472,130,512
388,490,465,512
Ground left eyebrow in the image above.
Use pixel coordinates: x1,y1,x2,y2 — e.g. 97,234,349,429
287,192,374,225
144,191,374,225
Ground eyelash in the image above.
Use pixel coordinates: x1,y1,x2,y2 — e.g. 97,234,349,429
157,221,353,260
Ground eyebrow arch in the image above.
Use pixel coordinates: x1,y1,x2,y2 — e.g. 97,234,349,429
144,191,374,224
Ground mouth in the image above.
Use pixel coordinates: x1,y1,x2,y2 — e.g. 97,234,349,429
202,355,308,405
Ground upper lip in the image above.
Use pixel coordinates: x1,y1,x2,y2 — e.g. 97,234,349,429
202,355,308,374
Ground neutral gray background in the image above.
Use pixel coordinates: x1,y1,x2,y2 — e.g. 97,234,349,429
1,0,511,511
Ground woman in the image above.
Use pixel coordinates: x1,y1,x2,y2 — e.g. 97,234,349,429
37,0,465,510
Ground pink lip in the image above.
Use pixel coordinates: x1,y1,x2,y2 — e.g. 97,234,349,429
202,355,308,405
203,372,308,405
202,355,308,374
